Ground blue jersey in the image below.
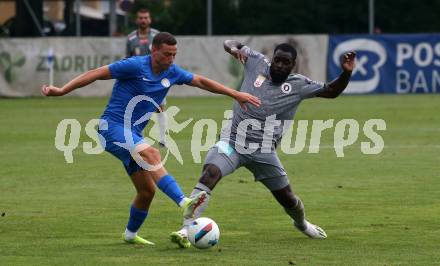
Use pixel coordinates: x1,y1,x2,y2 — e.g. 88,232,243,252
102,55,193,132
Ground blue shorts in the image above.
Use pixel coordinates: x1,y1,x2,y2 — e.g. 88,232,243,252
160,97,167,106
98,121,146,176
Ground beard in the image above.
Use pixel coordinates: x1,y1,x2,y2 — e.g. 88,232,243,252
270,67,289,84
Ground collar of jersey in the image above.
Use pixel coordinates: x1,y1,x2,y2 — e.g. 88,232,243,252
144,56,173,80
136,28,151,38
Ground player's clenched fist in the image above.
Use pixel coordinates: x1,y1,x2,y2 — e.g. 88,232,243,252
230,47,246,64
341,51,356,73
41,85,65,97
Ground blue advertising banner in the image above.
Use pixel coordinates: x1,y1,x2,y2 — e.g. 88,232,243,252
328,34,440,94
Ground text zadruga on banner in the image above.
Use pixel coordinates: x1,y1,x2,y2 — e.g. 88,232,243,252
0,37,125,97
328,34,440,94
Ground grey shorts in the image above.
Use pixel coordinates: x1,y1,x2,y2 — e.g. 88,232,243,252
204,140,289,191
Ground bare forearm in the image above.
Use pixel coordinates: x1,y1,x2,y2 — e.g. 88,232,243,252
189,75,260,110
317,51,356,99
61,71,96,94
325,71,352,98
195,76,237,99
61,67,110,94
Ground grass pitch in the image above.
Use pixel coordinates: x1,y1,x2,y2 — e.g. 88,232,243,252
0,95,439,265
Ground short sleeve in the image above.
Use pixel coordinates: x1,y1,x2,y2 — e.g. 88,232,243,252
109,57,141,80
174,65,194,85
240,46,265,70
299,76,327,99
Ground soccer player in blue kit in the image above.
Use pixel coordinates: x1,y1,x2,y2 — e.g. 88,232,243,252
41,32,261,246
126,8,169,147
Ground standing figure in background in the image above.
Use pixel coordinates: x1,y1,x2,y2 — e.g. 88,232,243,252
126,8,167,147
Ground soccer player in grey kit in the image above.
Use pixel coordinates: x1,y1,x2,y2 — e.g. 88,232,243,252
170,40,356,248
126,9,159,57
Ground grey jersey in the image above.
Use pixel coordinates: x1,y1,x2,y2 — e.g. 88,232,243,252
126,28,160,57
221,46,327,152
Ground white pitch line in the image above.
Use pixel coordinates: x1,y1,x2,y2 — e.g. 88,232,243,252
291,145,440,149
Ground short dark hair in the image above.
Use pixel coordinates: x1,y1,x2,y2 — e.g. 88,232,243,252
152,32,177,47
274,43,297,60
137,8,150,14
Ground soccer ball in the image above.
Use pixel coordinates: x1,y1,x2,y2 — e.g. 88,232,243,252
188,217,220,249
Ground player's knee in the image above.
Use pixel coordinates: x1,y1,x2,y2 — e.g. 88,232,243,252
140,147,161,164
272,185,300,209
201,164,222,180
199,164,222,190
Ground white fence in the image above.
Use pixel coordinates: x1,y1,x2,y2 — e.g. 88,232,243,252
0,35,328,97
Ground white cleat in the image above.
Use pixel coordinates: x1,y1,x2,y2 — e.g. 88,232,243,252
294,220,327,239
183,191,207,219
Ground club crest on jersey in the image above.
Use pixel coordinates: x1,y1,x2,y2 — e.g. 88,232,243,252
161,78,171,88
254,75,266,88
281,82,292,94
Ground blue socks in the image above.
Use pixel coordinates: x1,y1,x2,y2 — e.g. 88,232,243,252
126,205,148,233
156,174,185,206
126,175,185,234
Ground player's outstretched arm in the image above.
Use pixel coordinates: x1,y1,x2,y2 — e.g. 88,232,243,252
189,74,260,110
41,65,112,97
223,40,247,64
317,51,356,98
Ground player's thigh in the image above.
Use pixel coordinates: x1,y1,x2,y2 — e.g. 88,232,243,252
133,143,167,180
204,141,245,178
98,124,145,176
134,143,161,164
245,152,289,190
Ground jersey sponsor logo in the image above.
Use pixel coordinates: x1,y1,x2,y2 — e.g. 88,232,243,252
281,82,292,94
332,38,386,93
161,78,171,88
254,74,266,88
